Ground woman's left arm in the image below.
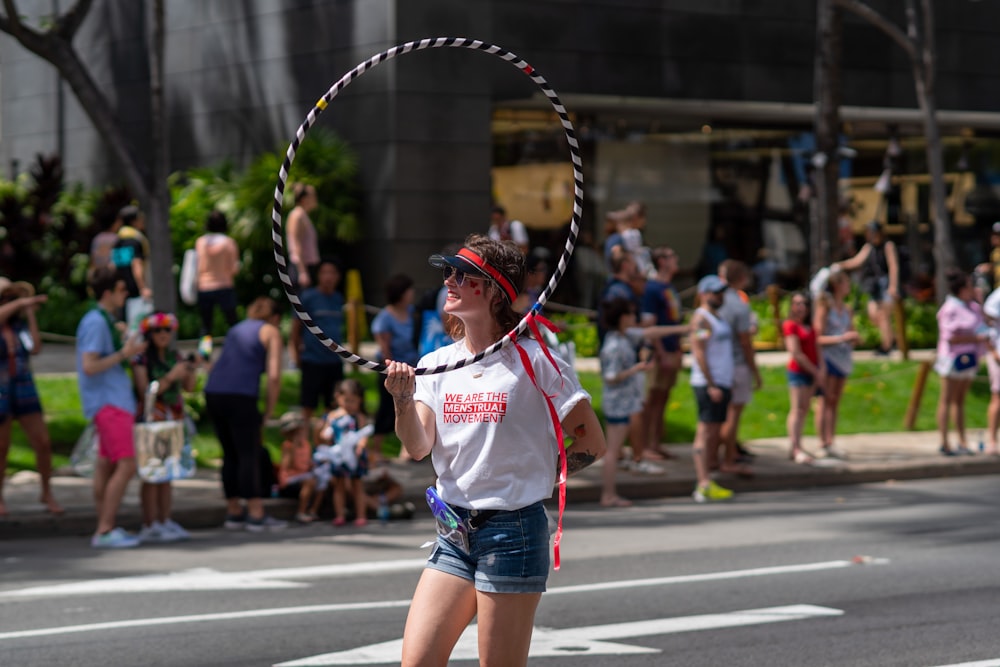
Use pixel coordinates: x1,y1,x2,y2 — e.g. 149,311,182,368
24,302,43,355
561,400,606,476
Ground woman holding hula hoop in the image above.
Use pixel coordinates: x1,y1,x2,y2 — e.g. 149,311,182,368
385,234,605,666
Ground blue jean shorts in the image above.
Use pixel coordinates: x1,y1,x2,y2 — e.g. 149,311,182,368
426,501,550,594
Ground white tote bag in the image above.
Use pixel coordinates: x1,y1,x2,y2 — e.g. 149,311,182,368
179,247,198,306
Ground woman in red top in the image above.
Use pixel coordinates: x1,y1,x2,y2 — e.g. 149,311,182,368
783,292,825,464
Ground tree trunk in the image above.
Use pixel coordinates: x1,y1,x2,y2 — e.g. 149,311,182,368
147,0,175,314
916,73,954,296
813,0,844,270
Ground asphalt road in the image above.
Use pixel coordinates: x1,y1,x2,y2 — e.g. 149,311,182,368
1,477,998,666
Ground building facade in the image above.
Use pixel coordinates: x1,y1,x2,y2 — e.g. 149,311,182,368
2,0,1000,302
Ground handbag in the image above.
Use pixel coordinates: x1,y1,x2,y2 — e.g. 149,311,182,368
179,247,198,306
135,381,191,483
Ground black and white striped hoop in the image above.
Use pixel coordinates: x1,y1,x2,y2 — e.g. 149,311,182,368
272,37,583,374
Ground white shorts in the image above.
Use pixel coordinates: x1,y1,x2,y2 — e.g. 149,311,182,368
934,354,979,381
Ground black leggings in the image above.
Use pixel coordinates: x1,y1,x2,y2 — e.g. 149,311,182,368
205,392,270,500
197,288,239,337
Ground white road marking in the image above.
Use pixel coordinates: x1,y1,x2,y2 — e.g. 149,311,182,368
0,600,412,640
0,558,878,642
544,559,881,596
926,661,1000,667
0,559,428,597
1,557,880,599
275,604,845,665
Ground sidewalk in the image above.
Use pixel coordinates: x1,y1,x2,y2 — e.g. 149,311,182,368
4,343,991,541
3,429,999,541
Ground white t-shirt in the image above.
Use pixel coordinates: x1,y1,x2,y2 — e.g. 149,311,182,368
414,338,590,510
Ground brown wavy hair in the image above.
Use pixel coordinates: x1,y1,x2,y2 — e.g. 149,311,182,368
446,234,525,341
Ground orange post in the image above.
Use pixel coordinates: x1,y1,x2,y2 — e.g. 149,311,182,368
904,360,932,430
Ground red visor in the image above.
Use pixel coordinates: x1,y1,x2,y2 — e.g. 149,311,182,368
457,248,518,303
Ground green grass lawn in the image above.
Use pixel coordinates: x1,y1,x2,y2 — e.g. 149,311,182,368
5,360,991,474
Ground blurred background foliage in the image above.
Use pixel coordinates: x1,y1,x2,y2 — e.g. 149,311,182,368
0,129,362,339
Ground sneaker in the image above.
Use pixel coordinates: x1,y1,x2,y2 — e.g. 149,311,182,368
822,445,848,460
632,460,665,475
692,480,734,504
223,513,247,530
245,515,288,533
91,527,140,549
138,522,165,544
618,458,634,471
957,445,975,456
159,518,191,542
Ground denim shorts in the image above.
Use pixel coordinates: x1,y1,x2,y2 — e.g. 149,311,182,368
787,370,814,387
426,501,550,594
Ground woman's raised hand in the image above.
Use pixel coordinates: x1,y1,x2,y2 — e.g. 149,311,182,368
384,360,416,401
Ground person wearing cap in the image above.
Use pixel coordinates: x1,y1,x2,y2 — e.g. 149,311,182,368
715,260,761,477
132,311,197,542
76,267,149,548
689,274,735,503
0,278,62,517
834,220,900,356
383,234,605,666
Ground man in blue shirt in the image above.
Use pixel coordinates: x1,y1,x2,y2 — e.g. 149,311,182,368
290,258,345,426
76,266,148,548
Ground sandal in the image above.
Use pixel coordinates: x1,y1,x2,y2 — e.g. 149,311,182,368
792,450,814,465
332,517,347,526
600,495,633,508
295,512,314,524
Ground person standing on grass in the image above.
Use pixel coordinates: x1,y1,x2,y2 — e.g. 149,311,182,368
641,246,684,461
600,296,690,508
716,260,761,477
286,183,320,289
935,269,989,457
689,275,735,503
370,274,419,462
834,221,899,356
814,268,859,460
0,278,62,517
204,297,287,532
194,210,240,337
76,267,148,548
289,257,345,430
982,281,1000,455
784,292,824,465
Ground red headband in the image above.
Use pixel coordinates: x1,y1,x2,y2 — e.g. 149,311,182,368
457,247,518,303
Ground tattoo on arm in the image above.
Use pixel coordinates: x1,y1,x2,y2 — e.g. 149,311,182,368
393,395,413,420
565,451,597,476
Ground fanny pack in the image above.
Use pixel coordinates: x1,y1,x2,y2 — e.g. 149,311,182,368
425,487,499,554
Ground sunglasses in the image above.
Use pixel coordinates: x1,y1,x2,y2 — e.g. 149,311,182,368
442,265,471,286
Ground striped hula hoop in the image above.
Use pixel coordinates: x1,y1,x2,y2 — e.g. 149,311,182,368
272,37,583,374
